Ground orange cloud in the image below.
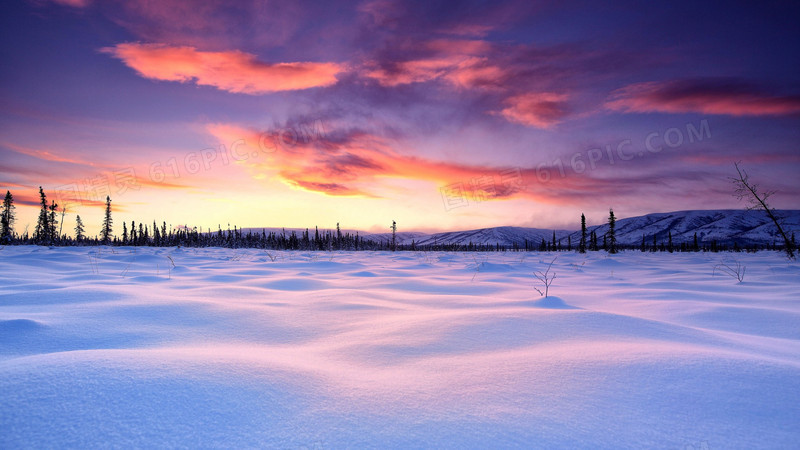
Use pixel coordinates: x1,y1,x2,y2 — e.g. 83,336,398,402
606,79,800,116
102,43,346,94
499,93,570,128
9,190,124,212
204,123,583,204
205,122,697,208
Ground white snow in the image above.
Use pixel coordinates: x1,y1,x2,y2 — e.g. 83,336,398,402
1,247,799,448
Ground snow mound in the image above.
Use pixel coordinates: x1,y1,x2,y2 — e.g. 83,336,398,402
526,296,580,309
477,262,516,272
349,270,378,277
0,318,45,332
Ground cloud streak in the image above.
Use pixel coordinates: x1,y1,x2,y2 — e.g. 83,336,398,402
499,93,570,129
205,121,696,206
607,79,800,117
3,142,110,169
207,123,522,199
102,43,346,94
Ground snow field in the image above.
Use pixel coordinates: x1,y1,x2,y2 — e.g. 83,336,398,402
1,247,798,448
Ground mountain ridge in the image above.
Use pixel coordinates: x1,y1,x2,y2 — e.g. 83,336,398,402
363,210,800,247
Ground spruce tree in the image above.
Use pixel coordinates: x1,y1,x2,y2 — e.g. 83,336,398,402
75,215,85,241
1,190,15,241
607,209,617,254
668,231,674,253
391,220,397,251
48,201,59,242
101,196,113,244
579,213,587,253
35,187,49,243
122,222,128,244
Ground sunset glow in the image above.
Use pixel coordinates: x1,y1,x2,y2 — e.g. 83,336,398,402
2,1,798,236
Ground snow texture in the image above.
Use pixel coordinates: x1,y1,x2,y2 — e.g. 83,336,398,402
1,246,799,448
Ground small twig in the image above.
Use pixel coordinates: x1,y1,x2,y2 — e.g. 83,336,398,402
713,259,746,283
533,257,557,297
165,254,175,279
471,254,487,282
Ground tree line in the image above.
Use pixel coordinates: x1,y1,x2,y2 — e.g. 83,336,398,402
0,189,794,253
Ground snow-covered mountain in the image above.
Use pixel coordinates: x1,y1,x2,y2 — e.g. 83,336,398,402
365,210,800,247
367,226,571,247
576,209,800,246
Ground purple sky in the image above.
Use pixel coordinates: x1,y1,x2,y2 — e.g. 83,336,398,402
1,0,799,234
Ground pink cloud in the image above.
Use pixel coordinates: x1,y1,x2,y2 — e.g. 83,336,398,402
445,62,506,89
499,93,570,128
680,153,800,166
444,23,495,37
3,142,109,169
48,0,90,7
367,55,506,89
366,56,462,87
2,141,192,195
365,37,505,88
606,79,800,116
423,39,493,55
102,43,346,94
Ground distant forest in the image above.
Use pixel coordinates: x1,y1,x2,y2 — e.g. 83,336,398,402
0,188,794,253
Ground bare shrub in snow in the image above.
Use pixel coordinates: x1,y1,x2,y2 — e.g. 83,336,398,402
471,254,488,282
533,257,557,297
714,259,746,283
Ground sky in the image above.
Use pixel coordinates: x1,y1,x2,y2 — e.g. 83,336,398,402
1,0,799,236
